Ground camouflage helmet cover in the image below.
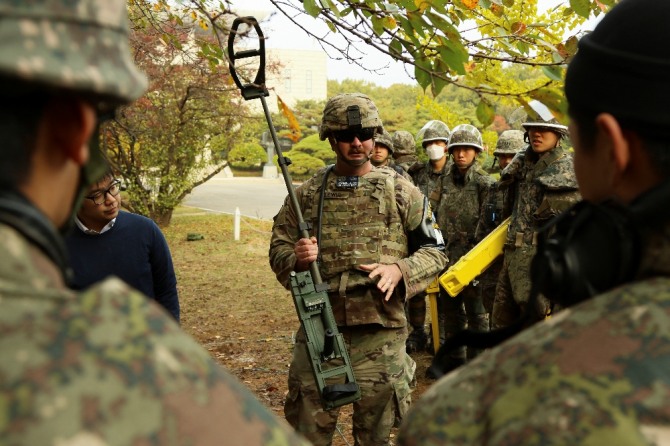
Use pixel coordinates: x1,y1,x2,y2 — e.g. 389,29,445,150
448,124,484,153
319,92,383,140
417,120,450,146
392,130,416,156
374,129,394,153
494,129,526,156
0,0,148,106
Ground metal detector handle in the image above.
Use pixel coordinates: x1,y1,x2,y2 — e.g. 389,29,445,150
227,16,323,285
228,17,269,100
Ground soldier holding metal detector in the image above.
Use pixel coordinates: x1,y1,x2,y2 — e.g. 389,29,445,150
270,91,447,445
229,17,446,446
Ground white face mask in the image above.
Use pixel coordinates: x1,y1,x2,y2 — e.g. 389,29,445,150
426,143,445,161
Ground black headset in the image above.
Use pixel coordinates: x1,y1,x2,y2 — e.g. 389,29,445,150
533,179,670,307
428,179,670,379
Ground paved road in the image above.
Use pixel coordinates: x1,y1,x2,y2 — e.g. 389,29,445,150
183,174,293,220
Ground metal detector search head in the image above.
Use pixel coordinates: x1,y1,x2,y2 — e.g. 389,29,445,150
228,16,269,100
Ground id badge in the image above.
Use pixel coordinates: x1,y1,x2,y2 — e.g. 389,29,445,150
336,176,359,189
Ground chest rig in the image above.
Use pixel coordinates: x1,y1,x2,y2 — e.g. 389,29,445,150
302,169,408,291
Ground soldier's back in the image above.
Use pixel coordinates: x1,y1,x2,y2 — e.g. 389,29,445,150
0,224,307,446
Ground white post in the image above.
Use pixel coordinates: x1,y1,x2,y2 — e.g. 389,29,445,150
234,207,241,241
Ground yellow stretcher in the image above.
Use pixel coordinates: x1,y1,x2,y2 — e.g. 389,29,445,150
439,217,510,297
426,217,510,353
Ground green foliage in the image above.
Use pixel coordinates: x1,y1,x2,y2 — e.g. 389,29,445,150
276,151,326,178
105,7,252,226
229,142,267,169
291,134,336,165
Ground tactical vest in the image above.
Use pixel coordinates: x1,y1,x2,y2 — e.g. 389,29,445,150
302,169,408,293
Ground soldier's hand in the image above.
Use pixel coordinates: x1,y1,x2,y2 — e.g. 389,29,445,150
359,263,402,302
294,237,318,271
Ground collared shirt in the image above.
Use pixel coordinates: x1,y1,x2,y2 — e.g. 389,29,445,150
74,216,116,235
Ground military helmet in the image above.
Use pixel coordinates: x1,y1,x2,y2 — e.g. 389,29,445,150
0,0,147,107
493,130,526,156
319,92,383,140
374,130,394,153
522,100,569,136
416,120,450,146
447,124,484,153
392,131,416,156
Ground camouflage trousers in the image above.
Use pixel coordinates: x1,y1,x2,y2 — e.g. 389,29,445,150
285,325,415,446
492,245,536,328
405,291,427,329
441,284,489,360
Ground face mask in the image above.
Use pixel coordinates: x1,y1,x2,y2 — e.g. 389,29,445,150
426,143,445,161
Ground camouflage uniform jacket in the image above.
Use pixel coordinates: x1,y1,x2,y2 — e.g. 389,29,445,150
269,166,447,328
430,161,495,263
398,221,670,446
381,161,413,182
409,160,449,198
0,223,308,445
500,145,580,247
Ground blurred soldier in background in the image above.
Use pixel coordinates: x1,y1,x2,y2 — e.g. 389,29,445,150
0,1,309,444
492,104,580,329
270,93,447,445
372,129,412,180
405,120,451,353
399,0,670,442
428,124,495,375
392,130,418,173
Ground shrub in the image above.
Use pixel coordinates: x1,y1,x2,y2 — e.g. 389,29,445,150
229,142,267,169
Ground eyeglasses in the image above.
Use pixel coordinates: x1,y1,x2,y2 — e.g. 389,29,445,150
333,127,376,143
86,180,121,205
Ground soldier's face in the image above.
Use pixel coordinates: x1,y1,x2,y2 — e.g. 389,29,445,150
451,146,477,170
528,128,560,153
498,154,515,169
330,132,374,168
371,144,390,166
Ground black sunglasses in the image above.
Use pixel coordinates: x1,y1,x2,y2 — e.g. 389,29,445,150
333,127,376,143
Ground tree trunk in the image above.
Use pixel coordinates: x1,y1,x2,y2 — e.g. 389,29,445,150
152,208,174,228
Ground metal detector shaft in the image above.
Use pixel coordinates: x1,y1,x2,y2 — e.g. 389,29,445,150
228,16,360,409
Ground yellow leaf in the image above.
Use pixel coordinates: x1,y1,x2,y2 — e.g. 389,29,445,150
414,0,430,12
277,95,302,142
462,0,478,9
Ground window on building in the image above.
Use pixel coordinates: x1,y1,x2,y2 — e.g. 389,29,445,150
306,70,312,94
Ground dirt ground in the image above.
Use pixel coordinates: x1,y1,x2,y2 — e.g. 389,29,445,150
165,211,437,445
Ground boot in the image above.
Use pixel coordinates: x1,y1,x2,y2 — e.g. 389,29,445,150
406,327,428,353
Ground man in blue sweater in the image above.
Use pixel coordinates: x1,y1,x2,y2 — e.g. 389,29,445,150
65,172,180,321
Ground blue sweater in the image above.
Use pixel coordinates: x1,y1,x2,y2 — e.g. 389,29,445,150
65,211,180,321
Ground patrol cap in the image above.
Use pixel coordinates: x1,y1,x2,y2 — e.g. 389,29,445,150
448,124,484,153
392,131,416,157
417,120,450,147
0,0,148,106
493,130,525,156
374,130,394,153
319,92,383,140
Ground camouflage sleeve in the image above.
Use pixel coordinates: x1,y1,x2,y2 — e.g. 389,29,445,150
2,278,310,446
474,178,498,241
400,278,670,445
269,194,301,289
394,178,448,299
